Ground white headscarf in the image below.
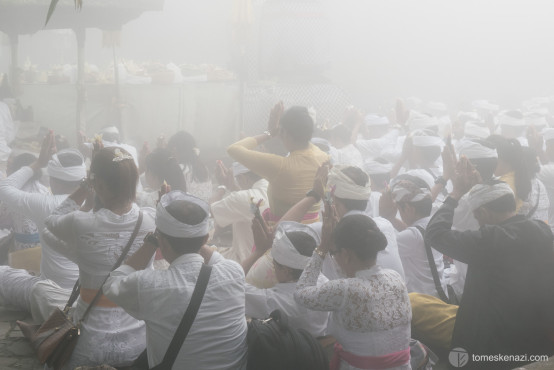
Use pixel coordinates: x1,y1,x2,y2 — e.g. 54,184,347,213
457,140,497,159
327,165,371,201
364,160,393,175
468,182,514,211
156,191,210,238
411,130,443,148
464,121,491,139
407,111,439,131
391,180,431,203
232,162,250,177
47,148,86,182
271,221,320,270
364,114,389,126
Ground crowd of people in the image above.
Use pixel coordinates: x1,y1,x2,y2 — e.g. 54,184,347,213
0,95,553,370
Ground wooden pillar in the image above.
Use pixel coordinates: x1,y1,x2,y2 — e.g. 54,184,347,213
8,33,20,96
75,27,86,133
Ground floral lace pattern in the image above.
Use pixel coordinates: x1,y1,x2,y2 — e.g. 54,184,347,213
295,254,411,333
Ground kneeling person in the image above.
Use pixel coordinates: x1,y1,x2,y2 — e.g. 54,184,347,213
244,221,329,337
104,191,248,370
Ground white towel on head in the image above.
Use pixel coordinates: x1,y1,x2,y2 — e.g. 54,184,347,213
47,149,86,182
468,182,514,211
271,221,320,270
156,190,210,238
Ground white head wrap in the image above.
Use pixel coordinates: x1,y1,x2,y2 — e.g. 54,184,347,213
156,191,210,238
47,148,86,182
456,111,481,124
327,165,371,201
525,113,548,129
464,121,491,139
472,100,499,112
400,169,435,190
426,101,448,116
411,130,443,147
364,114,389,126
542,128,554,143
311,137,332,152
98,126,120,135
498,111,525,127
232,162,250,177
468,182,514,211
271,221,320,270
457,140,497,159
407,111,439,131
364,160,393,175
391,180,431,203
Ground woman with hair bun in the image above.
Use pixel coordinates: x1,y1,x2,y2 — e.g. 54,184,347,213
43,146,156,369
295,214,411,370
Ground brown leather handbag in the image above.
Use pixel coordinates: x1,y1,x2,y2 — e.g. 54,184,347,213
17,211,144,370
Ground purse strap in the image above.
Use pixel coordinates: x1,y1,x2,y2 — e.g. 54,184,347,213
415,225,450,303
151,263,212,370
78,210,144,325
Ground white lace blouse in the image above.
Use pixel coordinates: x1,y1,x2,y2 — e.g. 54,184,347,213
294,253,412,370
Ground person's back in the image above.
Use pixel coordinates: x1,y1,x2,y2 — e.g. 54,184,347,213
131,253,248,369
456,213,554,357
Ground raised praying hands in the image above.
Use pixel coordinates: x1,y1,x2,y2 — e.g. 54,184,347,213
450,156,482,200
441,136,457,181
379,186,398,221
215,160,237,191
267,101,284,136
313,162,330,200
251,217,273,255
319,199,338,253
35,130,57,169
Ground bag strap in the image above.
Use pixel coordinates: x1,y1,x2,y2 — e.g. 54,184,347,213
415,226,449,303
151,263,212,370
79,210,144,324
63,278,82,313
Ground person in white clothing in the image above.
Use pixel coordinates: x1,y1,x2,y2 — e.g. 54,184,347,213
0,131,82,292
242,220,329,337
363,158,393,218
211,162,269,263
384,178,447,298
279,164,406,281
327,124,364,168
295,213,411,370
43,146,155,369
104,191,248,370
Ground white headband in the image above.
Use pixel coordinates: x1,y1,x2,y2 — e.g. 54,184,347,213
99,126,119,135
407,111,439,131
364,114,389,126
411,134,443,148
364,160,393,175
464,121,491,139
391,181,431,203
271,221,319,270
401,169,435,190
468,182,514,211
499,112,525,127
525,114,548,129
457,140,497,159
47,149,86,182
232,162,250,177
327,165,371,201
156,190,210,238
472,100,499,112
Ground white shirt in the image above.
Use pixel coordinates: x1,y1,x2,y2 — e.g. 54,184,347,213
211,179,269,262
295,254,411,370
330,144,364,168
0,102,15,162
0,166,78,289
245,274,329,337
365,191,382,218
104,252,248,370
355,129,399,161
397,216,447,298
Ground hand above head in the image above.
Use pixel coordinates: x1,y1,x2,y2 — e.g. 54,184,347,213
319,202,338,253
31,130,56,172
158,181,171,204
527,125,544,154
215,160,237,190
267,101,284,137
441,136,457,182
450,156,482,201
312,162,330,200
251,217,273,256
379,187,398,221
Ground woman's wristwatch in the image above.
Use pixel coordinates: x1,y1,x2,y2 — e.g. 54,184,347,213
314,247,327,258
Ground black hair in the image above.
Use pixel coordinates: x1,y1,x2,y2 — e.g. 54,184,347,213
487,135,532,200
398,198,432,217
57,151,84,167
159,199,208,254
284,231,318,280
279,106,314,144
89,147,138,204
7,153,36,176
335,166,370,211
470,157,498,182
167,131,209,183
333,214,387,261
145,148,187,192
393,174,431,190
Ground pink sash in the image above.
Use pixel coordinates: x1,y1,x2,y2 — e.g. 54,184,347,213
330,343,410,370
261,207,319,225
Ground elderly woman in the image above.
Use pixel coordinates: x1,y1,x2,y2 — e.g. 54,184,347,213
43,147,156,369
295,214,411,370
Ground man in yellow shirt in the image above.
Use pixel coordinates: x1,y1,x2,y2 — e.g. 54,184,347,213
227,102,329,288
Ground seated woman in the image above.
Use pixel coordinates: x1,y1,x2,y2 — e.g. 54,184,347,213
43,147,156,369
243,220,329,338
295,214,411,370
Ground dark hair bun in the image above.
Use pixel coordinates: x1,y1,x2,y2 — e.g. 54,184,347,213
333,214,388,261
367,229,387,252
